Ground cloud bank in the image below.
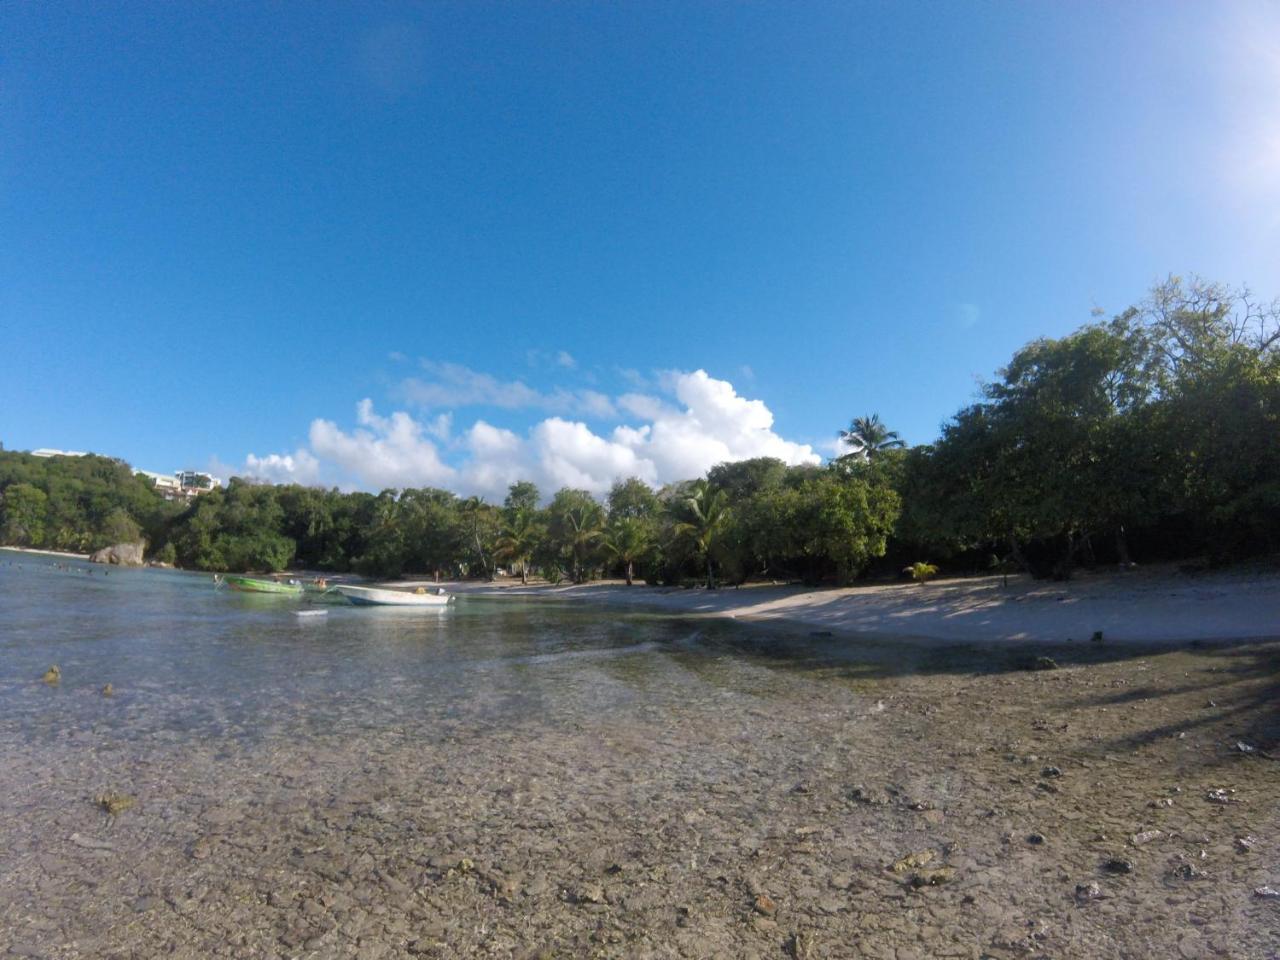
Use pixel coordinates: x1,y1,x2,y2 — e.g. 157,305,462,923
241,369,819,497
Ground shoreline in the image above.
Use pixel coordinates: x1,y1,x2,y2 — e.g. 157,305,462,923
416,563,1280,648
0,545,91,561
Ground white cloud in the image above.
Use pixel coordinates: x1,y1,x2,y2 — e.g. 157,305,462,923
308,399,456,490
243,449,322,485
243,370,819,497
555,350,576,369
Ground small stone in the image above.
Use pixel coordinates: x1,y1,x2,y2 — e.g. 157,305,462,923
1170,863,1209,881
190,839,211,860
457,857,475,872
1254,886,1280,899
1235,741,1256,754
101,683,113,697
752,893,776,916
1074,882,1103,903
575,883,604,905
1041,765,1063,778
41,665,61,685
1130,829,1163,846
892,850,934,873
95,793,135,816
1149,798,1174,808
909,867,955,888
1102,857,1134,875
1235,836,1258,853
791,781,811,794
1026,833,1046,846
1205,788,1244,805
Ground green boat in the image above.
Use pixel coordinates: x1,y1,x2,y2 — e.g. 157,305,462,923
219,575,304,596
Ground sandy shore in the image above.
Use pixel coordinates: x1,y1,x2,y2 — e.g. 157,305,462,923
427,564,1280,647
0,546,91,561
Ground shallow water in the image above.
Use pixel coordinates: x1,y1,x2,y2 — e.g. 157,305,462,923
0,550,823,753
2,549,1277,959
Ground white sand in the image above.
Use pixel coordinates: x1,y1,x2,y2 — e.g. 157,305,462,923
442,565,1280,646
0,546,91,560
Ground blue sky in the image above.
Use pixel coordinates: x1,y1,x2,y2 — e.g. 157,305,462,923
3,2,1278,495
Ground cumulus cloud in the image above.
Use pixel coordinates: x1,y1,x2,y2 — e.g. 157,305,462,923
242,370,819,498
243,449,322,485
308,399,456,490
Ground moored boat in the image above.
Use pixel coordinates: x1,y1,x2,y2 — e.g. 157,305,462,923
333,584,452,606
221,575,304,596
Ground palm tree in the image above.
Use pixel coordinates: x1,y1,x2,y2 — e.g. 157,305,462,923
495,509,541,585
565,505,603,584
601,517,652,586
838,414,905,459
673,481,732,589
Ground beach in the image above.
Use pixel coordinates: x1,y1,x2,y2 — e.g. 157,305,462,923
2,558,1278,958
439,563,1280,647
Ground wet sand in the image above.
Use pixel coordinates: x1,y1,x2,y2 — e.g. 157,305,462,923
445,564,1280,646
2,629,1277,959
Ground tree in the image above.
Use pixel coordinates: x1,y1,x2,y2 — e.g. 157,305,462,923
838,414,905,460
495,508,543,584
672,480,733,588
601,516,653,585
546,489,604,583
503,481,540,515
1,482,48,546
607,477,659,521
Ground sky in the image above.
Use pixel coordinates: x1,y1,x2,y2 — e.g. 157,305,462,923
2,1,1278,498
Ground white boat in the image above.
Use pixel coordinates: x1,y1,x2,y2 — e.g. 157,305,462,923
333,584,453,607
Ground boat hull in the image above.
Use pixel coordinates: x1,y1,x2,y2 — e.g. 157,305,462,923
223,575,303,596
334,584,452,606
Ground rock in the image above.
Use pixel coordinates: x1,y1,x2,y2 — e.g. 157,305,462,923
1254,886,1280,899
1102,858,1134,875
1027,833,1046,846
1130,829,1163,846
908,868,955,888
101,683,113,697
574,883,604,905
1205,788,1244,805
1074,882,1103,902
753,894,777,916
41,665,60,685
892,850,934,873
1235,741,1256,754
190,839,212,860
848,785,890,806
1235,836,1258,853
68,833,114,851
1170,863,1209,881
95,792,135,816
1041,765,1063,778
89,541,146,566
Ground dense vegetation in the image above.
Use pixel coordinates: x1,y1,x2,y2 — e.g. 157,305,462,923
3,277,1276,582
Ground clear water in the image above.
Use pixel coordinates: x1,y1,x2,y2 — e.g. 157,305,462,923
0,549,812,751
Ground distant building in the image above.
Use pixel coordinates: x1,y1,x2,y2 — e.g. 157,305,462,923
177,470,221,494
32,448,89,458
135,469,222,501
136,470,184,498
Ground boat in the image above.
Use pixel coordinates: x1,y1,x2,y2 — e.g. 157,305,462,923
332,584,453,606
220,575,304,596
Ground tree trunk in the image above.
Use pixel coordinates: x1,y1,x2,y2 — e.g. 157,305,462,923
1115,526,1133,566
706,556,715,590
520,562,528,586
625,560,633,586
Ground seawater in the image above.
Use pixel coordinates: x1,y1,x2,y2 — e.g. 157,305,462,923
0,549,821,752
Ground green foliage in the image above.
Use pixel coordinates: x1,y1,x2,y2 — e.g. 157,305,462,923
904,561,939,584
